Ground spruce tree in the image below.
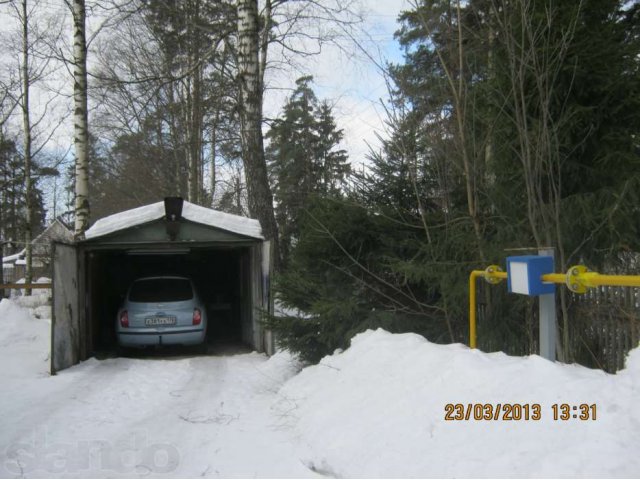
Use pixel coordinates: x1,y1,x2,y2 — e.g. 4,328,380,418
266,76,350,264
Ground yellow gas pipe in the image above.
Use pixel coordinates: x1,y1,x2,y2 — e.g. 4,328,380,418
469,265,506,349
469,265,640,348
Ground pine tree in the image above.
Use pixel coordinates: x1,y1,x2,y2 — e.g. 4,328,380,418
0,134,46,257
314,101,349,194
266,76,350,264
141,0,231,204
0,136,21,253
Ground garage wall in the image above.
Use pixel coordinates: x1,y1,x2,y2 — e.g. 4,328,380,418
262,241,274,355
241,249,254,347
51,243,81,373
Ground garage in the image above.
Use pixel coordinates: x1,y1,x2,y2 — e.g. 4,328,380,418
50,198,273,373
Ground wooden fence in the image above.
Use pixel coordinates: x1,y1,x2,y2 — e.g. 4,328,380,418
0,283,52,289
475,282,640,373
568,286,640,373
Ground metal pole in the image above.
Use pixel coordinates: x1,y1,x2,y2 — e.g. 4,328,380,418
469,266,506,349
538,248,556,361
469,271,482,348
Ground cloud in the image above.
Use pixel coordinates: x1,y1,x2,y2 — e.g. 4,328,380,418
263,0,408,166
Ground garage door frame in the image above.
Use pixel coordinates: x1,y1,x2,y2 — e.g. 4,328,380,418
51,231,273,373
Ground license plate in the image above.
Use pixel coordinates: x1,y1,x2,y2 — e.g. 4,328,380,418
145,316,177,326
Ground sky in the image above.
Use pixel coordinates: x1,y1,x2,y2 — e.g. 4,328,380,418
263,0,409,168
0,0,410,222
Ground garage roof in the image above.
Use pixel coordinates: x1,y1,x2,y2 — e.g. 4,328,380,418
84,201,263,241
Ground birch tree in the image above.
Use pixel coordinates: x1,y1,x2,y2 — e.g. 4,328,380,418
237,0,280,266
19,0,34,294
70,0,90,235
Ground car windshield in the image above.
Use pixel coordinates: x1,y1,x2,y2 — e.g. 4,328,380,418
129,278,193,302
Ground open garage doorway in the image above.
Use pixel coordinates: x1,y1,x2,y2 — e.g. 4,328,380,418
86,247,253,356
51,199,273,373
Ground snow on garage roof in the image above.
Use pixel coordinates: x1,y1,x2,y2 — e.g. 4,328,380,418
84,201,263,240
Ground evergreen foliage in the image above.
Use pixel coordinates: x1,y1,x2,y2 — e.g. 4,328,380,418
0,135,47,252
269,0,640,366
266,76,350,264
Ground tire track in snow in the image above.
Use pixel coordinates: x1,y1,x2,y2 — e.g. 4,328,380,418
1,353,317,478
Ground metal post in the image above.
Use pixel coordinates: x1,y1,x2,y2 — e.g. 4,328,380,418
469,271,481,348
538,248,556,361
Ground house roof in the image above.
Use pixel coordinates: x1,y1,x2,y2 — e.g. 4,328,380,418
34,218,74,244
2,219,73,265
3,251,23,264
84,201,263,241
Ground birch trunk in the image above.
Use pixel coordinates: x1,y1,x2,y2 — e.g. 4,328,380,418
186,75,195,202
72,0,90,236
187,66,202,203
0,188,4,299
237,0,281,269
210,111,218,202
21,0,33,295
0,130,4,298
186,0,203,204
210,43,230,203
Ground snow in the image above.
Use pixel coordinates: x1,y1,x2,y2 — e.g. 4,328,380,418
0,300,639,477
279,329,640,477
182,202,263,240
0,299,51,379
84,201,263,240
9,277,52,299
2,250,24,263
0,298,311,478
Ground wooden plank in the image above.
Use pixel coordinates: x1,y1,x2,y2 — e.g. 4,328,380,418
0,283,52,289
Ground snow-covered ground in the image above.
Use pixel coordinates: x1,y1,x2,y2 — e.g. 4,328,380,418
0,297,639,478
0,297,312,478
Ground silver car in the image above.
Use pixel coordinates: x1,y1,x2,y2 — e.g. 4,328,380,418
116,276,207,349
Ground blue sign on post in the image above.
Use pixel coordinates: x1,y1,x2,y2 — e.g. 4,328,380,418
506,255,555,296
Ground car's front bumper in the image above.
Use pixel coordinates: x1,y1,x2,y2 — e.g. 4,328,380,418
117,328,206,347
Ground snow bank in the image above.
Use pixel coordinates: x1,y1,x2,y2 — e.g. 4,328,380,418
2,295,638,478
278,329,640,478
85,201,263,240
0,299,50,378
257,350,304,388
